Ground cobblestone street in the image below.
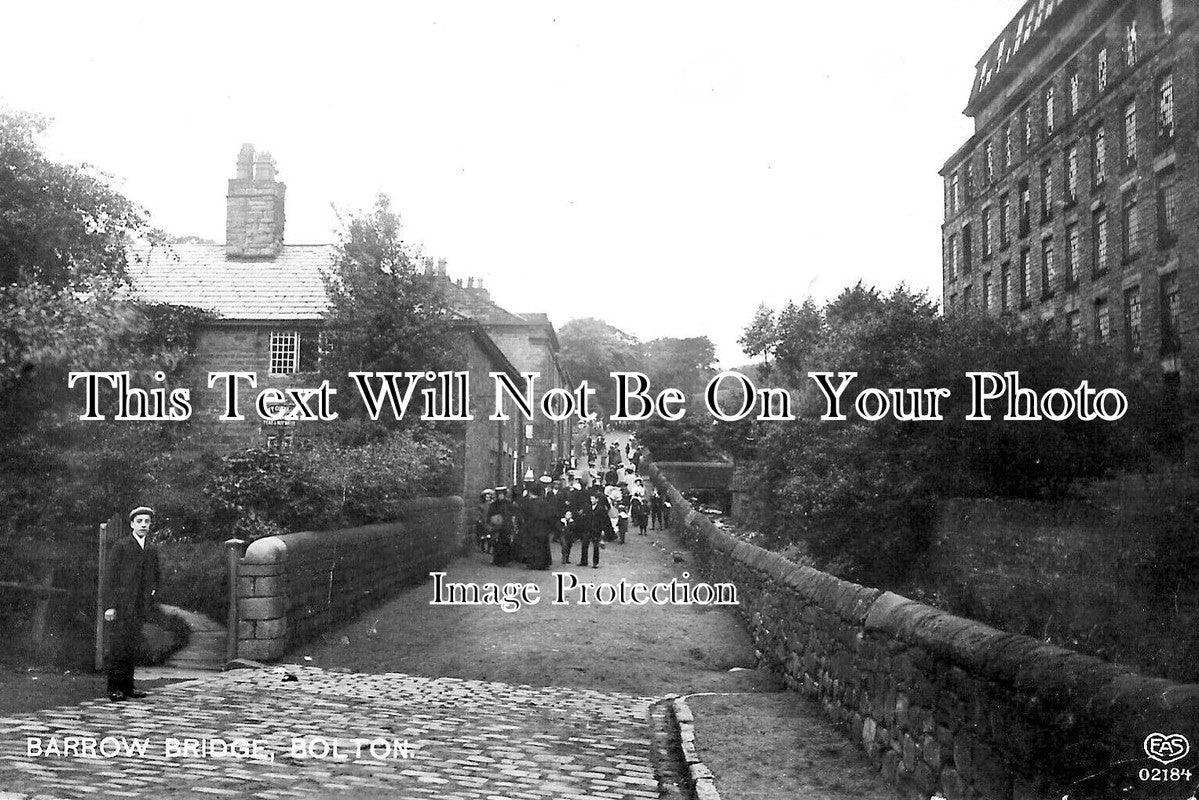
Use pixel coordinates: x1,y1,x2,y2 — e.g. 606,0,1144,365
0,667,666,799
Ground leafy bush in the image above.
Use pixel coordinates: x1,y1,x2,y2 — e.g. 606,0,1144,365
201,424,455,543
736,283,1169,584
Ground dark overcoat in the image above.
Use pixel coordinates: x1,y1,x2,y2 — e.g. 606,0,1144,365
104,536,160,663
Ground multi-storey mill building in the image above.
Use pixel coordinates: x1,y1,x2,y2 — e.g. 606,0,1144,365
941,0,1194,392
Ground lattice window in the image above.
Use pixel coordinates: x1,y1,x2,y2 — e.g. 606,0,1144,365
269,331,299,374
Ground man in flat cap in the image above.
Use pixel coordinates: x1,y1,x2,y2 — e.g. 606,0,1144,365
103,506,160,701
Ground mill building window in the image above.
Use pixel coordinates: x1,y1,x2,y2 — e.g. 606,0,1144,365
1094,297,1111,344
1124,287,1142,355
1157,168,1177,246
1066,310,1081,351
1041,238,1055,299
999,194,1010,248
1019,248,1032,307
1019,179,1032,236
1066,143,1079,204
1044,84,1056,136
1093,206,1109,276
1040,161,1053,222
1123,100,1137,168
1158,72,1174,140
1160,272,1180,353
1121,189,1140,261
1066,223,1080,287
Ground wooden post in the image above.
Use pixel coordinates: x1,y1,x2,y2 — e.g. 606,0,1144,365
225,539,245,664
95,521,108,672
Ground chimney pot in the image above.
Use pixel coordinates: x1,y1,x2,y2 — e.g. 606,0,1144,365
227,144,285,258
253,152,276,182
467,277,475,288
423,257,434,274
236,144,255,179
438,257,448,276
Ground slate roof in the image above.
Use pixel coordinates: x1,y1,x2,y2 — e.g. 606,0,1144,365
129,243,560,348
130,243,335,321
439,279,530,326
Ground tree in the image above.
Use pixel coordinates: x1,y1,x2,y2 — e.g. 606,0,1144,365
636,413,722,461
738,303,778,371
320,194,454,419
772,299,824,383
558,318,644,416
641,336,717,397
0,110,158,394
0,111,197,542
737,283,1156,583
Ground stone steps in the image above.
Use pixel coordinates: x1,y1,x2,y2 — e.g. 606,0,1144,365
159,604,226,672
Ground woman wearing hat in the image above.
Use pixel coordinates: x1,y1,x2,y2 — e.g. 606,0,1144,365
487,487,517,566
475,489,497,554
103,506,161,701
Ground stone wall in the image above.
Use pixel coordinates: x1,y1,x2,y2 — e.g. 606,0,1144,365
236,496,463,661
644,459,1199,799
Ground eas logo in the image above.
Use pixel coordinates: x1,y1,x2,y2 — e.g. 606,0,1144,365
1143,733,1190,765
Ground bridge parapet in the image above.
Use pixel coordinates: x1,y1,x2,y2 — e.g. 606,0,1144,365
652,460,733,491
644,457,1199,799
236,497,463,661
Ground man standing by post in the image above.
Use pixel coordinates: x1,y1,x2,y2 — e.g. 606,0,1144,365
103,506,160,701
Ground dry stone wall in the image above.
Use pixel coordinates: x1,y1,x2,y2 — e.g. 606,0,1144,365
237,497,463,661
645,459,1199,800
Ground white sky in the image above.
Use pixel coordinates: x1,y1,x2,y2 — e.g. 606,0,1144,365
2,1,1021,365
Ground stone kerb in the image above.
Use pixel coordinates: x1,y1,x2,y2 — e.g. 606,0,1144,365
236,496,464,662
643,455,1199,799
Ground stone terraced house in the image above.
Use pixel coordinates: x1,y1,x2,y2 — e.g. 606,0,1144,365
131,144,570,501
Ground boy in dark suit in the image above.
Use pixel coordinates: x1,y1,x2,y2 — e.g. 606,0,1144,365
103,506,160,701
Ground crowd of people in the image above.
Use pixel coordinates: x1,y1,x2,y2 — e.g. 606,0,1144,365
473,435,670,570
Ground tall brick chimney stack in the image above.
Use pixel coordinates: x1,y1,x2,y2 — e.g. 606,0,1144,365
226,144,286,259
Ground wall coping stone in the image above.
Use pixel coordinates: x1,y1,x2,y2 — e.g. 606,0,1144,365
243,536,288,565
